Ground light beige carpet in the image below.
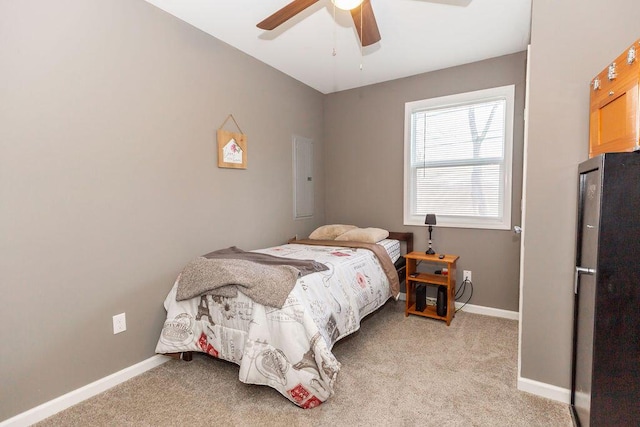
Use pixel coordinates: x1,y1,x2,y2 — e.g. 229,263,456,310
37,301,572,426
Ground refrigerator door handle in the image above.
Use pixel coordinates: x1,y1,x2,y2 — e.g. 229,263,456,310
574,266,596,294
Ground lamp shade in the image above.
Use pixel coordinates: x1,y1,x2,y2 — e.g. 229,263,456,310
425,214,437,225
331,0,364,11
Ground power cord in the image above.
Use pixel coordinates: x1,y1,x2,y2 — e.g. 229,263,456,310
455,277,473,312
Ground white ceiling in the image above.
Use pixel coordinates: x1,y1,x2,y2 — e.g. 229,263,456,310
144,0,531,94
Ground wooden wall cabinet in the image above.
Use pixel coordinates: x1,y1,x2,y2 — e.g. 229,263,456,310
589,39,640,158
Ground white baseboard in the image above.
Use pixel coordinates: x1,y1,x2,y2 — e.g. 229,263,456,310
454,302,519,320
517,376,571,404
397,292,519,320
1,354,171,427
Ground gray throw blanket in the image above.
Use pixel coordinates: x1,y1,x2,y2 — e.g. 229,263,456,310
176,247,328,308
202,246,328,276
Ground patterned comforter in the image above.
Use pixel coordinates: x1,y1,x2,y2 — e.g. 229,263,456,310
155,240,400,408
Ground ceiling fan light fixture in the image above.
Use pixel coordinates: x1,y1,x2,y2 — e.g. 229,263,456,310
331,0,364,11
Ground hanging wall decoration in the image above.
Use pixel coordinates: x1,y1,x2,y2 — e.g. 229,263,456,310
217,114,247,169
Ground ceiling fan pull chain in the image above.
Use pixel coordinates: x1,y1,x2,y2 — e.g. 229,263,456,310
332,2,338,56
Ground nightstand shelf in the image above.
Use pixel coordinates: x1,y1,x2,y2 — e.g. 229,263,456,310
408,272,448,286
407,303,447,321
404,251,459,325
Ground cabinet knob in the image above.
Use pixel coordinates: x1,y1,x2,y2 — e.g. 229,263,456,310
608,63,617,80
628,46,636,65
609,91,615,96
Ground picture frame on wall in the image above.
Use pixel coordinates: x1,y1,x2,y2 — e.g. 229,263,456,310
217,128,247,169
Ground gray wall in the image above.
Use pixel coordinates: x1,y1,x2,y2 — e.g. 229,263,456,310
0,0,325,420
520,0,640,388
324,52,527,311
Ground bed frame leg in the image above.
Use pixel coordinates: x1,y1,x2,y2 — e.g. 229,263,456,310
164,352,193,361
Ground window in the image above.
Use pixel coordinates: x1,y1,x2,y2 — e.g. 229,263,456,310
404,85,515,229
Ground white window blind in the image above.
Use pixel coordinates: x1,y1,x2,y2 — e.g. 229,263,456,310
404,85,514,229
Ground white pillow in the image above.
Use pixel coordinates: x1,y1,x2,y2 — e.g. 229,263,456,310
334,227,389,243
309,224,357,240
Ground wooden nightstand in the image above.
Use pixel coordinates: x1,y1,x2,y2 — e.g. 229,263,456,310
404,251,459,325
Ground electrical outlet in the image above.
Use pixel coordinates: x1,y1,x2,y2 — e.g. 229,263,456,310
463,270,472,282
113,313,126,334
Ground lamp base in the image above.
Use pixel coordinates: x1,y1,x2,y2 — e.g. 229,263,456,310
426,227,435,255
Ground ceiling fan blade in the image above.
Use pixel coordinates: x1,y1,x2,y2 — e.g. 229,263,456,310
350,0,381,47
257,0,320,30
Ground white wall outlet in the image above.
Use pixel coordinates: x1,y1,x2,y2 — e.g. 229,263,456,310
463,270,472,282
113,313,126,334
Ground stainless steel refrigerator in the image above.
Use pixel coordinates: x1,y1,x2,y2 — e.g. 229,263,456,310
571,152,640,426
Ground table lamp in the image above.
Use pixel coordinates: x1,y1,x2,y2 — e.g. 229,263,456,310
425,214,436,255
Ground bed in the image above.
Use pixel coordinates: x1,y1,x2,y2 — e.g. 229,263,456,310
155,229,413,408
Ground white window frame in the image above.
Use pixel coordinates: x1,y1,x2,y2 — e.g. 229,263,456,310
403,85,515,230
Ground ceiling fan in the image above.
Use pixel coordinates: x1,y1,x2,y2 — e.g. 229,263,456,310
257,0,472,47
257,0,381,47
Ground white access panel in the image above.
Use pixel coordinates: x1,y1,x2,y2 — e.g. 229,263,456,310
293,135,313,219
